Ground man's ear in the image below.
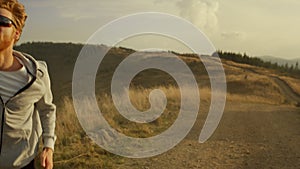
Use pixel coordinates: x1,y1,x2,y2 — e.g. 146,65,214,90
14,29,21,41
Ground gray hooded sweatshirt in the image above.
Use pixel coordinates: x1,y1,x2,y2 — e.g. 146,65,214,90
0,51,56,169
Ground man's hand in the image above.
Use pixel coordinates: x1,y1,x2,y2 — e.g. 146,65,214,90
40,147,54,169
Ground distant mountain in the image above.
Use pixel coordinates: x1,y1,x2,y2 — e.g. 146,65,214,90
259,55,300,66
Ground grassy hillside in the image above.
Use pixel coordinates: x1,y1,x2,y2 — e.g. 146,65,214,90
13,42,300,168
15,42,299,102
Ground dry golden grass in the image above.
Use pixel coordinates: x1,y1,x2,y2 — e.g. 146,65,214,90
53,86,204,168
52,97,121,169
225,71,285,105
96,85,211,138
279,76,300,95
51,77,286,168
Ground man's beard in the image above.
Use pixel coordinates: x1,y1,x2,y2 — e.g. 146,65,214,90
0,31,15,51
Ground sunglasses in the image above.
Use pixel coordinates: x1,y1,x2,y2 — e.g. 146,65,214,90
0,15,17,28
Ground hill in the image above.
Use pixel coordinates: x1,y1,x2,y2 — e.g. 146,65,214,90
13,42,300,169
14,42,300,107
13,42,300,110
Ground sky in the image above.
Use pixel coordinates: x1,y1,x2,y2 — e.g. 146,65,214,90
18,0,300,59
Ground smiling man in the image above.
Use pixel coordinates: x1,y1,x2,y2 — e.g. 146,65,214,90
0,0,56,169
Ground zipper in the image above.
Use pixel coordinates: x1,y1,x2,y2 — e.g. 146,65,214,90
0,52,39,155
0,97,4,154
13,74,36,97
0,67,36,155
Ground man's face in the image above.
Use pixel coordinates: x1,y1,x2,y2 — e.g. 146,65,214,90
0,8,19,50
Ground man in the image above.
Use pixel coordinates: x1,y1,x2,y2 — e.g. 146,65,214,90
0,0,56,169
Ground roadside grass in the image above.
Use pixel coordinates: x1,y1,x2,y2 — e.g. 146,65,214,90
279,76,300,96
226,73,285,104
51,86,211,168
51,75,285,168
52,86,194,168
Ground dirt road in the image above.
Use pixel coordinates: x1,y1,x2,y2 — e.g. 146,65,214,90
114,102,299,169
226,61,300,104
114,66,300,169
271,76,300,104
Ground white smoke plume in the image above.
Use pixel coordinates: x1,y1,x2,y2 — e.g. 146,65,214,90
176,0,219,33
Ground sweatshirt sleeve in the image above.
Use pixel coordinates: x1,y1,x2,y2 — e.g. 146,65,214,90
36,61,56,151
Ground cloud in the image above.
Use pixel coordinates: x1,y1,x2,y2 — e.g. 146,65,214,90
176,0,219,33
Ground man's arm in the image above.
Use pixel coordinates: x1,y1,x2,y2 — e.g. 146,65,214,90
36,62,56,169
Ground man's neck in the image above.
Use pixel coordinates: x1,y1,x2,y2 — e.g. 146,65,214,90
0,47,21,71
